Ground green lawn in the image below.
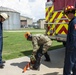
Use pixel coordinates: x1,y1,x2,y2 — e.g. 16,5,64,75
3,31,63,60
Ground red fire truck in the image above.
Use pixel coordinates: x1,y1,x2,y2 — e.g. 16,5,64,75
45,0,76,46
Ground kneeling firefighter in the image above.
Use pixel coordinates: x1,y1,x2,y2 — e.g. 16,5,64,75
24,32,52,70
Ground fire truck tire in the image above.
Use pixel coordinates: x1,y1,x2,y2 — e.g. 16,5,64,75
63,42,66,47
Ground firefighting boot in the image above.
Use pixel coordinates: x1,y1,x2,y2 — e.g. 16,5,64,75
72,64,76,75
44,52,51,62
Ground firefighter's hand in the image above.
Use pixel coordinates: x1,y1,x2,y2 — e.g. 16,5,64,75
30,54,36,63
32,51,36,56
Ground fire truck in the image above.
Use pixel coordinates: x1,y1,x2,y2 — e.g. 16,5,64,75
45,0,76,46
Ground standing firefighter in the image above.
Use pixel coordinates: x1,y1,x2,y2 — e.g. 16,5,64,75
24,32,52,70
63,5,76,75
0,13,9,68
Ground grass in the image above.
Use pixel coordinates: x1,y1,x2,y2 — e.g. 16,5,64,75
4,28,45,31
3,31,63,60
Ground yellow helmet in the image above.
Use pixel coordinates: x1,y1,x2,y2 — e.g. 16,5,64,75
24,32,31,38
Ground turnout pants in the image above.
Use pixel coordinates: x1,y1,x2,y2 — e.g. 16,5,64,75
33,45,50,69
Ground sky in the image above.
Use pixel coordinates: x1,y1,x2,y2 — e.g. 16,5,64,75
0,0,47,21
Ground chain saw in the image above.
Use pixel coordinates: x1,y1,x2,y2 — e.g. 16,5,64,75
22,54,36,72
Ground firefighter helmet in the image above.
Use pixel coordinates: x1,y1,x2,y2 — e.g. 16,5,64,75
63,5,76,14
24,32,31,38
0,13,9,20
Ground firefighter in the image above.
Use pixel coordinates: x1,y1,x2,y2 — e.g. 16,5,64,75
24,32,52,70
63,5,76,75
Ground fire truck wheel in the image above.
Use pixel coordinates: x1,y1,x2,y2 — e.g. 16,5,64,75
63,42,66,47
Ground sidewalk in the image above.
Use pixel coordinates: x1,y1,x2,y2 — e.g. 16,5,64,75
0,48,65,75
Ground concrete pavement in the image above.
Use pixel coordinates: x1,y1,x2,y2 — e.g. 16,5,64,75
0,48,65,75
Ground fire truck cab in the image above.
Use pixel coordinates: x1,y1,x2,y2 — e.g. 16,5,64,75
45,0,76,46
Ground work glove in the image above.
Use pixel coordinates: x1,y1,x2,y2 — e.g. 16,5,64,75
30,54,36,64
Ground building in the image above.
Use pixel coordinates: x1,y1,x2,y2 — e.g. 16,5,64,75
37,19,45,29
0,6,20,30
20,16,33,28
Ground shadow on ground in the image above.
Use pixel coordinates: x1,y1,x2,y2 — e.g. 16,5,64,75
10,61,30,70
21,45,63,56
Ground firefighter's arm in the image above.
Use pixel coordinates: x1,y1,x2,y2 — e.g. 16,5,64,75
32,36,39,55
